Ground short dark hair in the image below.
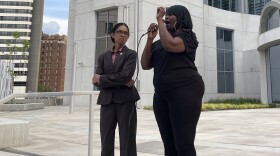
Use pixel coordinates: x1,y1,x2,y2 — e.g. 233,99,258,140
166,5,193,30
110,23,130,43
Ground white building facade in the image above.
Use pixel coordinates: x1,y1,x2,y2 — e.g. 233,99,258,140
258,0,280,103
0,0,33,93
65,0,279,106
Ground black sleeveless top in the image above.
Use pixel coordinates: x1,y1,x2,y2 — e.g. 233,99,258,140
151,30,202,92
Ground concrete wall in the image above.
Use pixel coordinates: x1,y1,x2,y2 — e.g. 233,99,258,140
203,5,261,101
65,0,263,106
258,1,280,103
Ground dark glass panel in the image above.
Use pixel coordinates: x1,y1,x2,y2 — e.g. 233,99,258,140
95,38,107,65
218,72,225,93
225,72,234,93
213,0,221,8
216,28,224,49
221,0,230,11
217,51,225,71
97,11,108,37
208,0,213,6
248,0,255,14
224,30,233,50
267,8,280,31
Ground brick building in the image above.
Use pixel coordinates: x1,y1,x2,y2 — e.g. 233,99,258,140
39,34,67,92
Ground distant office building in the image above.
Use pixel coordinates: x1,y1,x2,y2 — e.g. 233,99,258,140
0,0,44,93
39,34,67,92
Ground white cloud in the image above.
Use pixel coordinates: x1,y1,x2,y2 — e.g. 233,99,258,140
43,21,60,34
43,16,68,35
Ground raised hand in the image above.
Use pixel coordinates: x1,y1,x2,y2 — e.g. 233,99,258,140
156,7,165,21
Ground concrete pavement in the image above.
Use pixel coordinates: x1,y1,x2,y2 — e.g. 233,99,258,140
0,106,279,156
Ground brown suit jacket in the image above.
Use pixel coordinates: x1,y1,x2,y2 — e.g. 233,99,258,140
94,45,140,105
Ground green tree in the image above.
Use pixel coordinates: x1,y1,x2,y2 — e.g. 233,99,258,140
37,84,53,92
3,32,31,92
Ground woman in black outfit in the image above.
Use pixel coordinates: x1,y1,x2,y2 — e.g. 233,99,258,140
141,5,205,156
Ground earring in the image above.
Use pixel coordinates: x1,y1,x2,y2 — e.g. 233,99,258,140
174,22,178,31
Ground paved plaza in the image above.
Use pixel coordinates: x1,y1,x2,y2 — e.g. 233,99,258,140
0,106,279,156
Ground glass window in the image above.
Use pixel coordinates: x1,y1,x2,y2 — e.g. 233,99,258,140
95,9,118,91
216,28,234,93
225,52,233,71
205,0,270,14
255,0,265,15
267,8,280,31
224,30,233,50
0,2,32,6
248,0,270,15
216,29,224,49
218,72,225,93
96,11,107,37
95,38,107,64
213,0,221,8
217,52,225,71
231,0,238,12
268,45,280,102
225,72,234,92
221,0,230,11
14,82,27,86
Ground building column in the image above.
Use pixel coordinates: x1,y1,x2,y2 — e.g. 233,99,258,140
26,0,45,92
259,50,270,104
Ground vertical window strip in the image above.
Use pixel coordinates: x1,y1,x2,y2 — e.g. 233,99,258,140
217,28,234,93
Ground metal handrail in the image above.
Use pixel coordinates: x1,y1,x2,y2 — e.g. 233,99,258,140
0,91,99,156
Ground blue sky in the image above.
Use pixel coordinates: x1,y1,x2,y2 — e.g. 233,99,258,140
43,0,69,35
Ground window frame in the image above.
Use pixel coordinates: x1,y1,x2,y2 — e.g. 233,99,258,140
216,28,235,93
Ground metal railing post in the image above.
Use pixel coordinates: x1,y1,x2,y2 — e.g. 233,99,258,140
88,94,94,156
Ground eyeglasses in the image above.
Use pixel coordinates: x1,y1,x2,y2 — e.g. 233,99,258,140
115,30,129,36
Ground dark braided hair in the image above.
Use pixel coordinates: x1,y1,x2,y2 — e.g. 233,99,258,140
166,5,199,51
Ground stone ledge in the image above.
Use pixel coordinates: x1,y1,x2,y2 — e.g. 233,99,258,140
0,103,44,111
0,118,29,148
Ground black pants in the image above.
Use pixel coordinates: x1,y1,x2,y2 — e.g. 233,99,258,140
153,79,204,156
100,102,137,156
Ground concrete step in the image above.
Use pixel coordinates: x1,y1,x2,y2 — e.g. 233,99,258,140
0,118,29,148
0,103,44,111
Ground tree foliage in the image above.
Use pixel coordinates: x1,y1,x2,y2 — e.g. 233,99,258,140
37,84,53,92
4,32,31,78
